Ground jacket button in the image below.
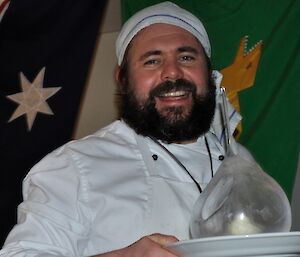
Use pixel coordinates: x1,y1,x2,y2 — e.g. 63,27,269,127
152,154,158,161
218,155,225,161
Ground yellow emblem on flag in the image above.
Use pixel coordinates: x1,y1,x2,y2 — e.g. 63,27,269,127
220,36,263,138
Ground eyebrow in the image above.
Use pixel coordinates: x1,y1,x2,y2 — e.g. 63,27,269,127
177,46,200,54
139,50,162,61
138,46,200,62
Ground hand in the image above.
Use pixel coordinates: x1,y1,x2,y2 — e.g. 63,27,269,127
92,233,179,257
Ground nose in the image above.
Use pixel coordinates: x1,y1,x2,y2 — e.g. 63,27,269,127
161,60,183,82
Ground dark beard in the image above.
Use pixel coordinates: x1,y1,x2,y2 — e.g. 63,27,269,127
119,78,216,143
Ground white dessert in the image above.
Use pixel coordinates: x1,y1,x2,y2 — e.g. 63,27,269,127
227,213,262,235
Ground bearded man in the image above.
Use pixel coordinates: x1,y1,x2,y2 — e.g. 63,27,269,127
0,2,253,257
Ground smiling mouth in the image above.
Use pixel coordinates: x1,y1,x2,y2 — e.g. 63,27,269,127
158,90,191,98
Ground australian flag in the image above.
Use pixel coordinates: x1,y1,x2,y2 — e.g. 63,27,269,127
0,0,107,245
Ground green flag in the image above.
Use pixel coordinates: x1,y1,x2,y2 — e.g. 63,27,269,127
122,0,300,199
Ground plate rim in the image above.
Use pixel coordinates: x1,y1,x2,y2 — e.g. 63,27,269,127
168,231,300,247
167,231,300,257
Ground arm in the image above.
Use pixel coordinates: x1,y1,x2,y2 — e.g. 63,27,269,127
92,234,179,257
1,143,180,257
0,234,179,257
0,146,91,257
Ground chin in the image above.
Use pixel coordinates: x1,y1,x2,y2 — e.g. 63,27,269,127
158,105,191,124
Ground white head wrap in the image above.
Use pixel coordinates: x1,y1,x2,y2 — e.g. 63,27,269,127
116,1,211,65
115,2,241,141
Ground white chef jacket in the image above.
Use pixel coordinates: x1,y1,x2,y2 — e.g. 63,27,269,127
0,74,254,256
0,119,254,257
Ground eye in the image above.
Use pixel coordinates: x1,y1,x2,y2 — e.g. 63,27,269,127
179,55,195,62
143,58,161,66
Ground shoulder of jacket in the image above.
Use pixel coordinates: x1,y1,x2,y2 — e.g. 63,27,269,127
52,120,136,155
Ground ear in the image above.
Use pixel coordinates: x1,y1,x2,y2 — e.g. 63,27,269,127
114,66,123,90
115,66,120,82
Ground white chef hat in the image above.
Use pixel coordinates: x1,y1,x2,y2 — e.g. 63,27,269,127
115,1,211,65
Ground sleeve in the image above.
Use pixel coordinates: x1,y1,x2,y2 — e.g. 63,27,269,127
0,145,92,257
235,141,257,163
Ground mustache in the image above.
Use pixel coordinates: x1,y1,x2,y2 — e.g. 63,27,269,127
149,79,197,99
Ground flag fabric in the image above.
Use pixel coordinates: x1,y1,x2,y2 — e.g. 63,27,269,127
0,0,10,21
0,0,106,245
122,0,300,199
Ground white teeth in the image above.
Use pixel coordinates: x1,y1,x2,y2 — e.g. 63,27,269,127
161,91,187,97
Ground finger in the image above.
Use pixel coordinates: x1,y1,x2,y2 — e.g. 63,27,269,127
148,233,179,246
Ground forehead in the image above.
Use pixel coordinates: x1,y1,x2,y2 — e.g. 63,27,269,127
128,23,202,53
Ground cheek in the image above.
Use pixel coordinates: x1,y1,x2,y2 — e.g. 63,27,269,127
186,68,209,94
129,71,159,99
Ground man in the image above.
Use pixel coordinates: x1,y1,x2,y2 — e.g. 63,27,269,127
0,2,253,257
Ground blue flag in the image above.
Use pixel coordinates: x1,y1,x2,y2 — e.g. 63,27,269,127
0,0,106,244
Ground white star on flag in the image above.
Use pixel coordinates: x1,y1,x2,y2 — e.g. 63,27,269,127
6,67,61,131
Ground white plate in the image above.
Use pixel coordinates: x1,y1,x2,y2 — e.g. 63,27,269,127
167,232,300,257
